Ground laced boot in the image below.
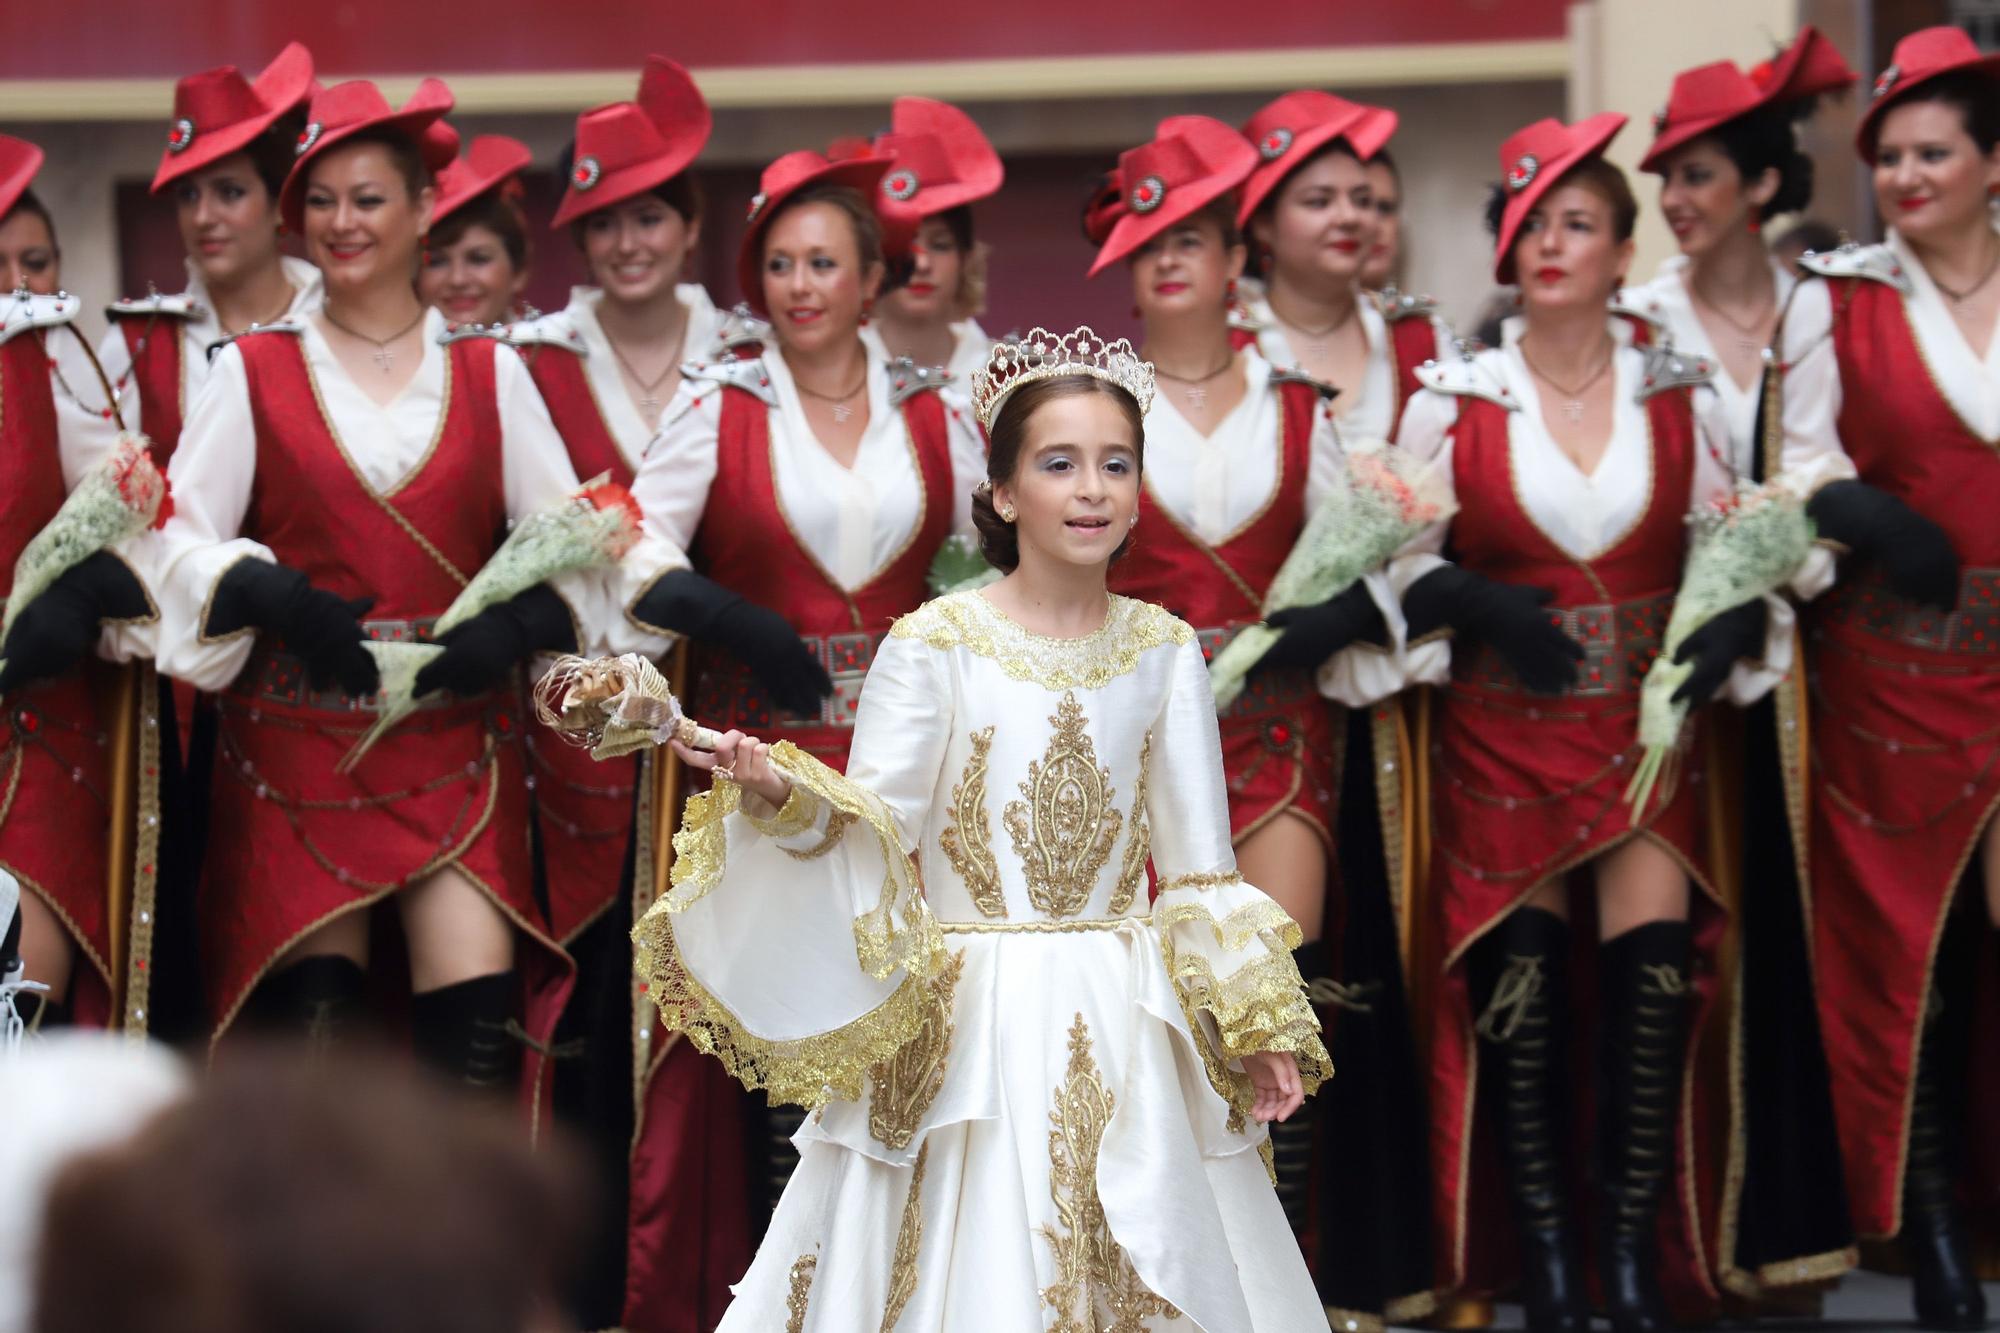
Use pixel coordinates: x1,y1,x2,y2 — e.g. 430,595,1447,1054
242,954,367,1057
410,970,522,1095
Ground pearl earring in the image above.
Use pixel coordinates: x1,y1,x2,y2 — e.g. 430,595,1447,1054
1000,505,1017,523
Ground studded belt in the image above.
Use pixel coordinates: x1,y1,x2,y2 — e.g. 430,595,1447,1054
1818,568,2000,657
1456,592,1671,698
1193,624,1319,718
693,629,883,734
233,617,457,713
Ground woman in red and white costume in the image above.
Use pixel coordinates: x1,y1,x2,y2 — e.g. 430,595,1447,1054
1083,114,1406,1272
417,129,532,330
1233,91,1449,443
1393,116,1811,1333
858,96,1003,385
628,146,984,1222
0,140,157,1032
152,78,658,1108
1773,27,2000,1330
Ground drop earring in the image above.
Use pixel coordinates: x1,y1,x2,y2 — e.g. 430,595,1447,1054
1747,215,1762,236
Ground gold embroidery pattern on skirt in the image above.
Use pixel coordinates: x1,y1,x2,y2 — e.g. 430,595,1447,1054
868,950,966,1150
880,1140,930,1331
1040,1013,1180,1332
940,725,1005,916
1110,729,1153,915
1006,693,1121,919
785,1252,817,1333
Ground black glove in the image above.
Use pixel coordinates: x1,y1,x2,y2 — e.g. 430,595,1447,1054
1253,583,1387,674
0,552,151,695
1807,480,1960,611
1403,565,1584,696
634,569,832,717
207,560,380,697
411,585,576,699
1670,599,1769,705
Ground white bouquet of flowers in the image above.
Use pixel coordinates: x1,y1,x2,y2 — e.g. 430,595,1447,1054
0,435,168,657
533,652,722,761
1624,480,1816,815
336,476,644,772
1207,444,1453,709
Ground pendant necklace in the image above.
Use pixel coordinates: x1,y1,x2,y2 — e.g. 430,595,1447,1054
796,368,868,423
1153,352,1236,409
604,322,687,416
1276,302,1358,359
322,306,425,371
1689,278,1774,354
1930,241,2000,303
1519,337,1614,424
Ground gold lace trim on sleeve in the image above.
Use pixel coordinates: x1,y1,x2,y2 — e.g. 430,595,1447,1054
868,950,964,1151
1156,870,1243,893
1005,691,1121,919
890,591,1193,690
1109,730,1152,915
747,783,821,840
787,809,857,862
939,726,1005,917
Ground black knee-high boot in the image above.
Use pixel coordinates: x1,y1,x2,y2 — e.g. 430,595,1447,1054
1469,906,1589,1333
410,970,521,1094
1270,936,1331,1239
242,954,368,1055
1900,978,1987,1332
1597,920,1693,1333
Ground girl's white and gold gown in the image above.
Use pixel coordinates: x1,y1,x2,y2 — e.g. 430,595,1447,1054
635,589,1333,1332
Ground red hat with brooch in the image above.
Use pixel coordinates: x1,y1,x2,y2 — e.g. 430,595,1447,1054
551,56,711,227
1641,26,1855,172
1236,90,1398,225
151,42,316,194
736,149,915,316
279,78,456,232
1085,115,1259,277
0,135,44,220
872,96,1004,225
1491,112,1627,283
432,133,533,226
1857,25,2000,163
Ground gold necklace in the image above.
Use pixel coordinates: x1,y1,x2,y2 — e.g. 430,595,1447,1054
321,305,426,371
1519,336,1614,424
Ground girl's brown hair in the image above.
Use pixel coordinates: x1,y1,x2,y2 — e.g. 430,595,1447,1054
969,374,1145,573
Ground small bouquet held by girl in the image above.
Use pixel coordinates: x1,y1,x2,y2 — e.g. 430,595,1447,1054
1624,478,1816,815
336,476,643,772
1206,443,1454,708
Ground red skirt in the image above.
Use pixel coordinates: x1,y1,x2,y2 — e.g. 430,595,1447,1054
526,720,637,945
1199,623,1341,848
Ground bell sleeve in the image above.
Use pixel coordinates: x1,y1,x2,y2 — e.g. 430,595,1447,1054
1146,633,1332,1122
630,628,950,1109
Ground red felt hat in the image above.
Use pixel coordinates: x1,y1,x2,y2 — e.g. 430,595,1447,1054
872,96,1004,225
0,135,44,221
1856,25,2000,163
550,56,711,228
432,133,533,226
1491,112,1628,284
736,149,916,316
1085,115,1260,278
1236,91,1399,225
151,42,316,194
1641,27,1856,173
279,78,456,232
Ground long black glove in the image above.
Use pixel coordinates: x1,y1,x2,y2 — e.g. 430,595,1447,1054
207,560,380,697
1253,583,1387,674
1670,598,1768,705
634,569,832,717
1403,565,1584,696
1807,480,1960,611
411,585,576,699
0,552,151,695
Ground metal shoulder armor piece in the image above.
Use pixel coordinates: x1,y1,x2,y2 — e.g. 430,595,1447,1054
681,355,778,406
437,321,513,345
0,289,81,345
1413,342,1518,411
1609,286,1667,331
203,319,304,362
493,313,587,354
885,356,952,407
710,302,771,357
1376,286,1440,323
1635,341,1715,401
1798,241,1912,294
106,290,202,321
1268,366,1340,401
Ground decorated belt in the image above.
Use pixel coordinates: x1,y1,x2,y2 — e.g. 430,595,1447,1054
938,916,1144,935
1193,624,1320,718
1456,592,1672,698
235,617,456,713
1818,567,2000,657
694,629,883,733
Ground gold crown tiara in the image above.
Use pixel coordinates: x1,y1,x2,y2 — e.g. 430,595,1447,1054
971,325,1155,429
